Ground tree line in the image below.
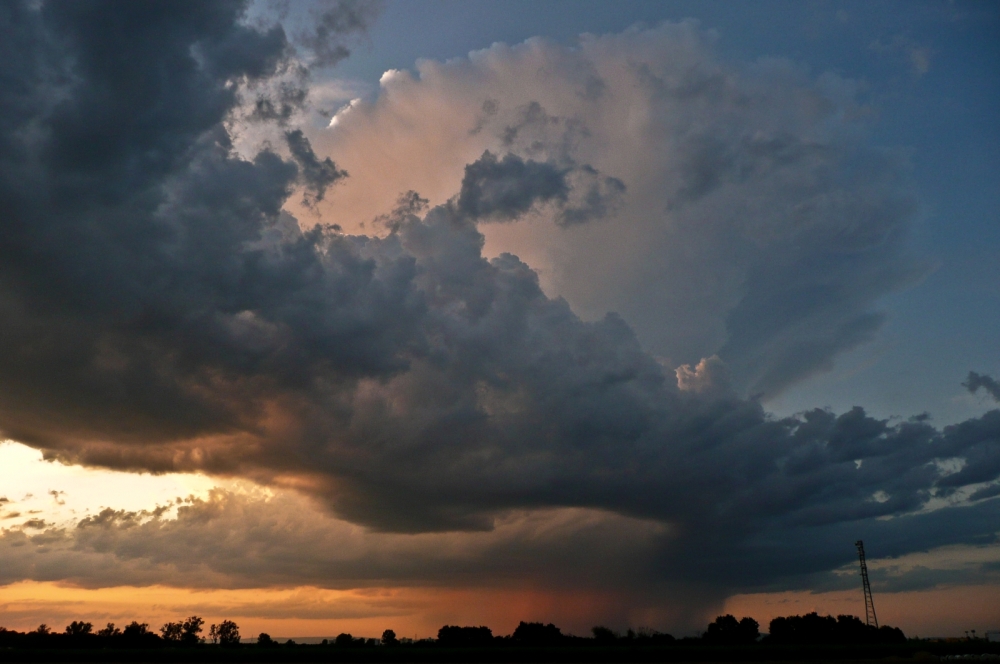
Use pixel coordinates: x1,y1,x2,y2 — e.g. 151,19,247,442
0,613,906,650
0,617,240,649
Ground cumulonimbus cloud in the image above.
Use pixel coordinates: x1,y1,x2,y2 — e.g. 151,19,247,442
0,0,997,617
311,22,929,398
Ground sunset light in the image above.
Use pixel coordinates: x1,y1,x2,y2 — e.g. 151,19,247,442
0,0,998,651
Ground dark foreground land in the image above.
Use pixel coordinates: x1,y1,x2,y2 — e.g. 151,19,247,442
1,642,999,663
3,614,997,663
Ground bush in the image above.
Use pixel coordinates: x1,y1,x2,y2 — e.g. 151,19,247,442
592,626,617,642
704,615,759,645
437,625,494,647
767,613,906,645
511,622,564,646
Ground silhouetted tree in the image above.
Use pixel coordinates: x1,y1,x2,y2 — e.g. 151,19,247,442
381,629,398,646
24,625,52,647
96,623,121,638
181,616,204,645
767,613,905,645
878,625,906,643
592,626,617,642
704,615,759,645
511,622,563,646
65,621,93,637
160,622,184,643
257,633,275,647
121,621,158,647
123,622,151,637
635,628,675,644
335,633,356,647
216,620,240,646
437,625,494,646
160,622,183,643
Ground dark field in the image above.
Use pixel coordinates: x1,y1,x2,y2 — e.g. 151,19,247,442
0,643,997,664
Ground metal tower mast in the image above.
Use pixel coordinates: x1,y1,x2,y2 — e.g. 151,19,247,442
855,540,878,628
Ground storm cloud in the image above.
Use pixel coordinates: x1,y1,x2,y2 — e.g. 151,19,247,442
966,371,1000,404
0,483,997,630
286,128,349,204
313,23,928,398
456,150,624,225
0,0,997,621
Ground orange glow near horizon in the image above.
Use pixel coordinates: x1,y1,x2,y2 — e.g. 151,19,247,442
724,586,1000,639
2,581,998,640
0,582,681,640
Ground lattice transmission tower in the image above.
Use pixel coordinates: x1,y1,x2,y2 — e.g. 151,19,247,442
855,540,878,628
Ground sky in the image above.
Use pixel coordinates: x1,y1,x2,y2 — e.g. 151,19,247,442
0,0,998,640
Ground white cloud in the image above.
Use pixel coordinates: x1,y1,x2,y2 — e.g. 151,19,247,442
328,98,362,128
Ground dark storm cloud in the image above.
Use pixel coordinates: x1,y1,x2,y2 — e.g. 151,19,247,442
966,371,1000,403
557,164,626,225
0,0,997,607
292,0,383,68
457,151,569,221
286,129,348,204
229,0,382,130
485,101,626,226
248,81,309,124
456,150,624,226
